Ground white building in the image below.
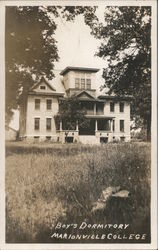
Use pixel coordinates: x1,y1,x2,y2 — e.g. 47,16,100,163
19,67,132,144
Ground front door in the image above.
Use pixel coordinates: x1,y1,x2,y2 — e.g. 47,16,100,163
79,119,95,135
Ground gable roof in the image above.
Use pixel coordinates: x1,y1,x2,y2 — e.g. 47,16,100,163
5,125,17,132
30,76,56,91
60,66,99,76
75,90,96,100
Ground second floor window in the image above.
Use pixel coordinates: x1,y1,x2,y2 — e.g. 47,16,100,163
120,102,124,112
120,120,124,132
35,99,40,110
46,118,51,130
34,118,40,130
86,79,91,89
47,99,52,110
81,79,85,89
110,102,115,112
75,78,80,89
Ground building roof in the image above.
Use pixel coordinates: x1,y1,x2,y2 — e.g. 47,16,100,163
75,90,96,100
5,125,17,132
29,91,64,97
60,66,100,76
30,76,56,91
98,95,133,101
29,74,65,96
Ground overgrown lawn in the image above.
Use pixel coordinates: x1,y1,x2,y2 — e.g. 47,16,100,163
5,142,151,243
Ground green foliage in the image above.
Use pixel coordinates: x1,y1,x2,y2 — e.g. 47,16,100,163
6,142,150,243
56,96,90,130
89,6,151,139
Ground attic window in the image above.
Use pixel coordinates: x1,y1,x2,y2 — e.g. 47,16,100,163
40,85,46,90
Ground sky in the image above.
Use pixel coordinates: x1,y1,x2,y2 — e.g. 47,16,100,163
10,7,107,130
54,9,106,70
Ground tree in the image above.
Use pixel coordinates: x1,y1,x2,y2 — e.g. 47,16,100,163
56,96,90,131
55,96,90,131
5,6,97,124
89,6,151,140
5,6,60,124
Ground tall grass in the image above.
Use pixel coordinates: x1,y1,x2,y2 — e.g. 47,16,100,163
6,142,151,243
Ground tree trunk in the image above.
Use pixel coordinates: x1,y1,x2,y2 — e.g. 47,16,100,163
146,118,151,141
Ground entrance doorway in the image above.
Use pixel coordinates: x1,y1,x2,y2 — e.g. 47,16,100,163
79,120,95,135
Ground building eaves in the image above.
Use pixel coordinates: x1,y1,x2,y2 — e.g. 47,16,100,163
28,91,64,97
60,66,100,76
98,95,133,101
30,76,56,92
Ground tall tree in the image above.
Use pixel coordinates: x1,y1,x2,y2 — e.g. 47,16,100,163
89,6,151,140
5,6,60,123
5,6,97,124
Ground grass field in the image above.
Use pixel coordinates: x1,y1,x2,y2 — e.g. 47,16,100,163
5,141,151,243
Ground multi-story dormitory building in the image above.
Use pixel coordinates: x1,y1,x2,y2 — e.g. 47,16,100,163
19,67,132,144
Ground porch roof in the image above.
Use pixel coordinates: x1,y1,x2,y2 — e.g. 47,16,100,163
59,97,105,102
85,115,115,119
98,95,133,101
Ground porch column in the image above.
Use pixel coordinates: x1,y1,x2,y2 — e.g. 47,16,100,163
76,120,79,131
94,102,96,115
60,120,62,131
95,119,98,132
110,120,113,132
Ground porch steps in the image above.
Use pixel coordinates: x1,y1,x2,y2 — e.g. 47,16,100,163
79,135,100,145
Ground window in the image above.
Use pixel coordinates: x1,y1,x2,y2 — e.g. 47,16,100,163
120,136,125,142
65,136,73,143
81,79,85,89
75,78,80,89
100,137,108,144
40,85,46,90
110,102,115,112
120,120,124,132
47,99,52,110
46,136,51,141
120,102,124,112
34,118,40,130
34,136,40,142
46,118,51,130
112,120,115,131
86,79,91,89
35,99,40,110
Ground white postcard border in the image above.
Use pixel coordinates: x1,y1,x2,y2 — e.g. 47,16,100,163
0,1,157,249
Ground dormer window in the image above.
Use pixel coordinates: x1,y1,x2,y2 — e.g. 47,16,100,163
86,79,91,90
40,85,46,90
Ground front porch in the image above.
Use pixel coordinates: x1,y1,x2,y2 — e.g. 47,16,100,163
57,117,115,144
